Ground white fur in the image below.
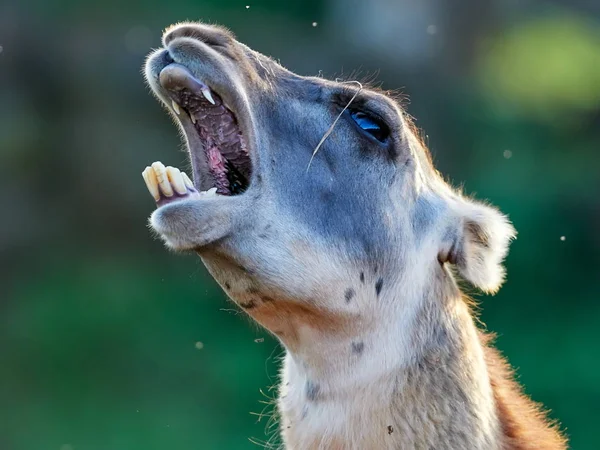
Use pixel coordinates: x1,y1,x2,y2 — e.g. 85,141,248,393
451,198,517,293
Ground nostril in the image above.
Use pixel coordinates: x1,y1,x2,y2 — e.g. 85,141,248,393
163,51,175,65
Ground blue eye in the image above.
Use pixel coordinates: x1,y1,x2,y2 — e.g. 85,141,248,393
350,110,390,143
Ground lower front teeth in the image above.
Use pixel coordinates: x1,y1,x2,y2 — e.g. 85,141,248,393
181,172,194,189
151,161,174,197
142,166,160,201
142,162,222,203
166,166,187,195
142,161,198,202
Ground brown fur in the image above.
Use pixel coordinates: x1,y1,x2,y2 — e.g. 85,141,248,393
480,332,568,449
250,299,351,347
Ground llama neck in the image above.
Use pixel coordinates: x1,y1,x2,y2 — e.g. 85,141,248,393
278,278,502,449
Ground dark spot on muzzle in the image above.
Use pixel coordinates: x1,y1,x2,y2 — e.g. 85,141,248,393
375,277,384,296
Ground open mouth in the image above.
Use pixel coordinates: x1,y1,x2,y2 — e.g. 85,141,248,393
158,63,251,196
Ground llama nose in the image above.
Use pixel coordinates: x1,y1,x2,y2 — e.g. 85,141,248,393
163,50,175,65
162,23,235,49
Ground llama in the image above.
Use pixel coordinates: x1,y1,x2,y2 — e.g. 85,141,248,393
141,22,567,449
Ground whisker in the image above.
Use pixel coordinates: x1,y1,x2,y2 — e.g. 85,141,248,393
306,80,363,172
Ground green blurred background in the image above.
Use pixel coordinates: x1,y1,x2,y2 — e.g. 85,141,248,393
1,0,599,448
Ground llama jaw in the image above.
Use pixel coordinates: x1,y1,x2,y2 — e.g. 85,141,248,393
141,38,261,250
156,63,252,197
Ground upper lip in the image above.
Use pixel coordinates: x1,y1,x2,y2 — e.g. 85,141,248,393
159,63,217,107
152,50,242,123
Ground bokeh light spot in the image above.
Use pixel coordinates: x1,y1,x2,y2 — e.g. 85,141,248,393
477,13,600,120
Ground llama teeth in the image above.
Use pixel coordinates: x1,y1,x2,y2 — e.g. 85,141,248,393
171,100,181,115
190,113,197,124
151,161,174,197
201,88,216,105
166,166,187,195
142,166,160,201
200,187,218,196
181,172,194,189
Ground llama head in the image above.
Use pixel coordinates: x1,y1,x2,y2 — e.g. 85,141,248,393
143,23,515,340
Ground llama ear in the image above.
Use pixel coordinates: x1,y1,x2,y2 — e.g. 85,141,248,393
439,200,516,294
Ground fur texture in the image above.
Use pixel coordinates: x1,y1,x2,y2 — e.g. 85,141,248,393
143,22,567,449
